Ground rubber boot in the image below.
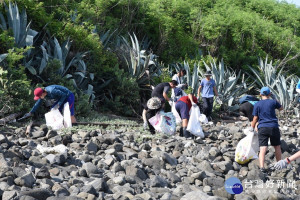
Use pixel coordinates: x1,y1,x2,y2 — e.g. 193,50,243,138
179,127,183,137
183,127,191,138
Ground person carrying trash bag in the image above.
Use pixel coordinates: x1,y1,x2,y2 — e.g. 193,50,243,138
251,87,283,174
239,95,259,122
21,85,77,123
197,70,219,121
273,150,300,170
175,93,198,138
142,80,178,129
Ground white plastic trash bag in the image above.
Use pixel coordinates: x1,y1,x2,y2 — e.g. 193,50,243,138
45,108,64,130
149,111,176,135
171,103,181,124
37,144,68,156
63,102,72,128
187,106,204,138
235,131,259,164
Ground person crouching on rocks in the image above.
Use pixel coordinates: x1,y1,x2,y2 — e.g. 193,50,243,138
21,85,77,123
146,97,163,135
175,93,198,138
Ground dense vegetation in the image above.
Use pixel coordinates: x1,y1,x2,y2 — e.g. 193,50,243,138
0,0,299,118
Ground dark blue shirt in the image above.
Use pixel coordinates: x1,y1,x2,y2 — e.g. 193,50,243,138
30,85,71,113
252,99,282,128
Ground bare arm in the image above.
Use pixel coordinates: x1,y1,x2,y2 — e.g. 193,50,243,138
289,151,300,162
197,85,202,97
188,94,194,103
163,92,170,101
251,116,258,129
213,86,218,96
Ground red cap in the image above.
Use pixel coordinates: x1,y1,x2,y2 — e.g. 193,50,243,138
34,88,44,100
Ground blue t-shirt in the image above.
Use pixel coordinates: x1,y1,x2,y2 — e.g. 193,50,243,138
200,78,216,98
297,80,300,89
252,99,282,128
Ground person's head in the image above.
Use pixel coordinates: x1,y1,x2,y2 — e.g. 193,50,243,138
178,69,186,77
260,87,271,97
174,88,183,97
204,70,212,80
169,80,178,88
34,87,47,100
147,97,161,110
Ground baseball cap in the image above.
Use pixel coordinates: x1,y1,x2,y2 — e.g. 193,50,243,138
34,88,44,100
260,87,270,96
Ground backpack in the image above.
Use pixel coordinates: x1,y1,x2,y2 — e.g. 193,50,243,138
239,95,259,104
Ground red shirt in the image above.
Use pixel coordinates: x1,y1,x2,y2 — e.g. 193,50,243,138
177,95,198,110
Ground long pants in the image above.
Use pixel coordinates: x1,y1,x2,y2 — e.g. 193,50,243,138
202,97,214,118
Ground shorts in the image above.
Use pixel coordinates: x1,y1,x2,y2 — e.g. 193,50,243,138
258,127,281,147
175,101,189,120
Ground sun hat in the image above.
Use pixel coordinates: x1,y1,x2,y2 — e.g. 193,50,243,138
34,88,44,100
260,87,271,96
204,71,212,76
147,97,162,110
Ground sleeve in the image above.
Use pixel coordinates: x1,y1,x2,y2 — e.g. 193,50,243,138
274,100,282,109
163,85,170,94
252,104,258,116
200,79,204,87
30,99,43,113
53,89,68,107
212,79,216,87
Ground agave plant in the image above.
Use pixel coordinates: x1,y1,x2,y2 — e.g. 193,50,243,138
121,33,161,88
0,1,38,48
202,59,254,111
248,56,284,89
249,57,299,114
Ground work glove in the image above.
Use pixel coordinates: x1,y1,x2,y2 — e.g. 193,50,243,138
192,102,197,107
19,112,32,120
274,159,288,170
216,96,222,105
143,122,148,130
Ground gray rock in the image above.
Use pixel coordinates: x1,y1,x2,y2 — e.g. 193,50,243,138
112,185,134,195
14,172,36,187
203,176,225,189
147,176,169,187
19,196,38,200
212,161,233,173
32,131,46,139
2,190,17,200
199,160,214,173
167,171,181,184
88,178,107,192
13,167,27,177
113,176,125,185
85,142,98,153
20,189,54,200
142,158,164,170
180,190,223,200
125,166,147,180
111,162,125,173
54,187,70,197
209,147,221,157
247,169,266,181
46,130,57,139
113,143,123,152
82,163,99,177
162,152,177,166
36,166,51,179
80,185,97,196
